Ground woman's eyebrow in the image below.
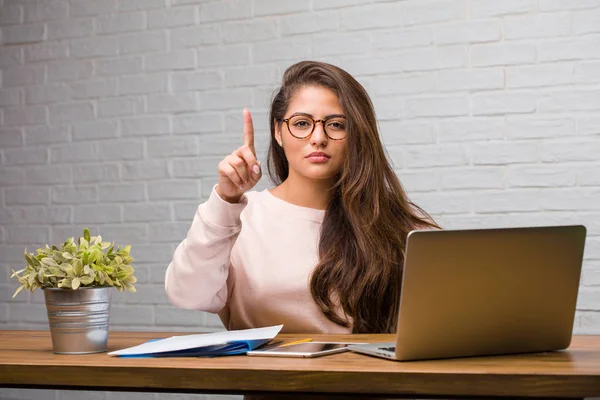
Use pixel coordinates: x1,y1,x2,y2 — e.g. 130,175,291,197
289,112,346,119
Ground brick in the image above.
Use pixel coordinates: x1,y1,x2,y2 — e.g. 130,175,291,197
4,106,47,127
0,128,23,147
581,260,600,286
578,116,600,136
198,44,250,67
0,206,71,225
97,140,144,161
3,64,45,87
405,96,468,118
0,47,23,68
24,1,68,22
3,23,44,44
119,31,167,55
575,61,600,83
539,0,599,10
124,203,171,222
253,38,309,63
574,8,600,34
313,33,371,57
122,160,170,181
97,12,145,34
504,13,571,39
401,46,467,72
119,0,165,11
410,192,472,214
171,25,222,49
199,0,251,22
24,41,69,63
114,284,170,305
539,90,600,112
440,167,505,190
171,71,222,91
0,5,22,25
434,19,501,45
438,68,504,92
110,304,154,325
471,43,536,67
147,93,198,113
148,6,197,28
122,116,170,137
148,181,199,200
199,88,252,111
314,0,357,9
148,222,190,243
471,142,537,165
98,97,144,117
405,144,467,168
172,158,220,178
397,170,439,193
70,0,117,16
0,88,23,107
281,11,337,36
25,125,70,145
70,78,118,100
372,27,432,51
155,306,203,326
6,226,50,245
403,0,467,26
74,204,121,224
254,0,308,16
51,142,98,163
173,201,200,220
379,121,436,145
223,66,279,88
0,167,25,186
472,92,537,116
370,95,402,120
129,243,174,264
25,83,70,105
7,303,48,324
223,19,279,43
506,117,575,139
98,183,145,203
49,102,94,124
538,38,600,62
340,3,403,31
147,137,199,158
6,187,49,206
541,189,600,211
173,113,222,134
71,36,118,58
145,50,195,71
25,165,72,185
73,164,120,183
72,120,119,141
579,166,600,186
47,60,93,82
52,186,97,204
47,18,94,40
96,57,143,77
507,63,573,88
508,165,577,188
120,73,167,95
473,190,540,213
540,140,600,162
471,0,534,17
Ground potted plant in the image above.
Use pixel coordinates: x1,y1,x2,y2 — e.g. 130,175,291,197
11,228,136,354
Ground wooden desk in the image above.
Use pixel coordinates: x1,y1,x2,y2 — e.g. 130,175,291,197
2,331,600,399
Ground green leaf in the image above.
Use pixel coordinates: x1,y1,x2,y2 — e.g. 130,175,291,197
72,277,81,290
12,285,25,298
41,257,59,267
62,252,73,260
83,228,91,242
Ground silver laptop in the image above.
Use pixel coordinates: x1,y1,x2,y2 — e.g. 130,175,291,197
349,225,586,361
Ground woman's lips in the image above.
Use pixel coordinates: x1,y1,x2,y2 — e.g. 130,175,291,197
306,153,330,163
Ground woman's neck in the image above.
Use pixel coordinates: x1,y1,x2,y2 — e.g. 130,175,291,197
270,174,334,210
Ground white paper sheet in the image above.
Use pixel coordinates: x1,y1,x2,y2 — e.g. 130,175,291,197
107,324,283,356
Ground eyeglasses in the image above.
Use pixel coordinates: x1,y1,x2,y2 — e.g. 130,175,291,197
281,113,347,141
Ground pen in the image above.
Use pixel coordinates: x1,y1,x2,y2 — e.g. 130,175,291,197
280,338,313,347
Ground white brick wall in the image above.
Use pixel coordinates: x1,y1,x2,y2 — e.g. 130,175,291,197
1,0,600,398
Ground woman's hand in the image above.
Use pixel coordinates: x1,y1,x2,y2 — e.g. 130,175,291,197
216,108,262,203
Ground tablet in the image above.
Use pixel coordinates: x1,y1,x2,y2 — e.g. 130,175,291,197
246,342,351,358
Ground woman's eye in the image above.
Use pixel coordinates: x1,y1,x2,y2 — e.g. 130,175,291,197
294,120,312,128
327,121,346,130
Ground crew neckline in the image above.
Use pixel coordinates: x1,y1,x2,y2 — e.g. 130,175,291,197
257,188,326,223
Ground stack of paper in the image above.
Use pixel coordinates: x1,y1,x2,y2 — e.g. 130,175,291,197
108,325,283,358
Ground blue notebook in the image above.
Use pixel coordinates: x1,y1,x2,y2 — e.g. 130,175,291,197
108,325,283,358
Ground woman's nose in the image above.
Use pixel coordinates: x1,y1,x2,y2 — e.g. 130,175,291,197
310,121,328,145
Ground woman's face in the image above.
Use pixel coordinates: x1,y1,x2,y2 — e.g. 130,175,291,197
275,85,348,183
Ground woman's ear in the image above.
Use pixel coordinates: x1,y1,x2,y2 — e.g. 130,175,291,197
274,120,283,147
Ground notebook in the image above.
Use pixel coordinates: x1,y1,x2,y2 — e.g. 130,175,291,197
349,225,586,361
108,325,283,358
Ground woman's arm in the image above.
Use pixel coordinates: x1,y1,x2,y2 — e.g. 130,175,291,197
164,187,247,313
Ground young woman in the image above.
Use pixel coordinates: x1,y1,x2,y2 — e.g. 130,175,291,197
165,61,438,334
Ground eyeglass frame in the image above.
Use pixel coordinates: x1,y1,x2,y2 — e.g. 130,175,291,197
280,112,347,141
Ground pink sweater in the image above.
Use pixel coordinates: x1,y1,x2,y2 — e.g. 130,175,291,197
165,186,351,334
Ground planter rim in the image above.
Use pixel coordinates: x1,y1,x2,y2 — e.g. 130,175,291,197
42,286,112,291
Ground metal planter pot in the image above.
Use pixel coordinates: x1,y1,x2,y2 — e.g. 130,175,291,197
43,286,112,354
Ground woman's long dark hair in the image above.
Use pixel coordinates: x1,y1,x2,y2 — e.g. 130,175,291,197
267,61,439,333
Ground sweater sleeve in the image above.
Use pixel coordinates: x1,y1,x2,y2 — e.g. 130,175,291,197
165,186,247,313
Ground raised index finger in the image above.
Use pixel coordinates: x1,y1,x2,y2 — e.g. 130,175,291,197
243,108,255,154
